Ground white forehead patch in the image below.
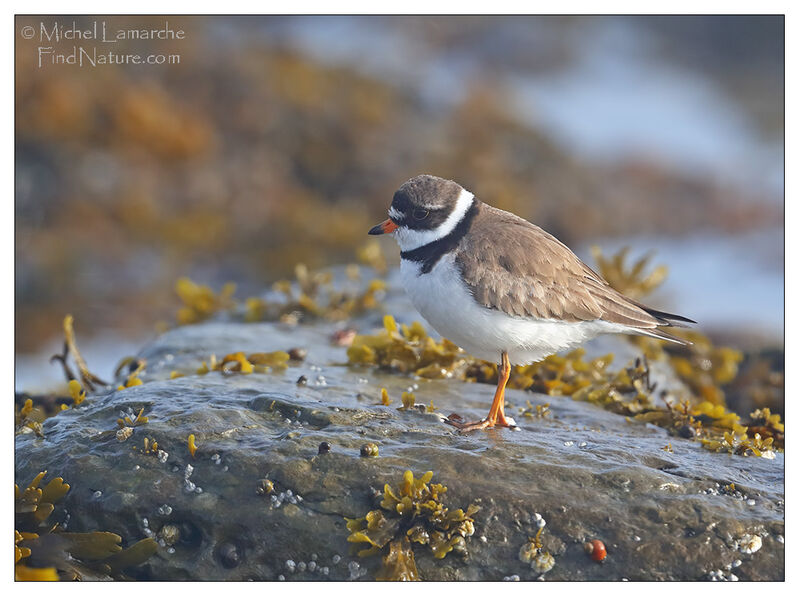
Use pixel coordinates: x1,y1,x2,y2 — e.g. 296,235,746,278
393,189,474,252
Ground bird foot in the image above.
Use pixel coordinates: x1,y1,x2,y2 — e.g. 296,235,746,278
445,413,518,432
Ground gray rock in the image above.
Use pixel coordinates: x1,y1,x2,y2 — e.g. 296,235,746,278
15,320,784,580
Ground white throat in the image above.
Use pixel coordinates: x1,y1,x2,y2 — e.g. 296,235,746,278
393,188,474,252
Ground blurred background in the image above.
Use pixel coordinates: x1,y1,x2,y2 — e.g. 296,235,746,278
15,15,783,392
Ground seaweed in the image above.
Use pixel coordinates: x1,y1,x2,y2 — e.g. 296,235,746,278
346,470,478,580
68,380,86,406
117,358,146,390
175,277,237,325
15,471,156,580
347,314,463,376
15,398,46,438
590,246,668,300
50,315,109,390
179,257,388,327
117,407,149,429
195,350,291,375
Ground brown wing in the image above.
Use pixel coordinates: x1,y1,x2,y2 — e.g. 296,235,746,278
456,204,689,340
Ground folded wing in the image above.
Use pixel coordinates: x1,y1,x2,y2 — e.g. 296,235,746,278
456,205,694,344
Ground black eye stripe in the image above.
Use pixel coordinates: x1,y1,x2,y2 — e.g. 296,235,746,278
404,208,449,230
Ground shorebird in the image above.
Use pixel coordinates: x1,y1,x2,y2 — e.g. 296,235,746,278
369,174,694,431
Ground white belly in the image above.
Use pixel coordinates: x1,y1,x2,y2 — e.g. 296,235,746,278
399,254,626,365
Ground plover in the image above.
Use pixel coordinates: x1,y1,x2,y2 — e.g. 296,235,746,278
369,174,695,432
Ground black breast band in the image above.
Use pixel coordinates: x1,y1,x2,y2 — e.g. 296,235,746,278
400,200,478,274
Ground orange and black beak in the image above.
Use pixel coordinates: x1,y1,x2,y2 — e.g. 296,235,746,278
368,218,399,235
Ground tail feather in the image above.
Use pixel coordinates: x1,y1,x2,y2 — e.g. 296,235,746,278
635,326,691,346
635,302,696,327
627,301,695,345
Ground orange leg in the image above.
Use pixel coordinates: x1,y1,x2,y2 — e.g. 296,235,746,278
446,351,517,431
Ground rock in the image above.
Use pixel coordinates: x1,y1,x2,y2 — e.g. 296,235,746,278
15,320,784,580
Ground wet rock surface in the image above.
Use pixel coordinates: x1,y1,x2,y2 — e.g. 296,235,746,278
16,317,784,580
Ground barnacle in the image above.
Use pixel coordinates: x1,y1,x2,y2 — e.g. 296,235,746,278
15,472,156,580
346,470,479,580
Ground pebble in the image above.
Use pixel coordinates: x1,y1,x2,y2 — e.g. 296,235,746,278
277,574,285,581
503,574,520,581
288,347,307,361
297,561,307,572
285,559,296,573
564,441,574,447
746,499,756,506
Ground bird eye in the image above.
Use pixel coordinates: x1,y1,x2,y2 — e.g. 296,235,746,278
412,209,429,220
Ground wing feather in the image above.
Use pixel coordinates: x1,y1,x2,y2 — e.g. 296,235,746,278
456,204,691,344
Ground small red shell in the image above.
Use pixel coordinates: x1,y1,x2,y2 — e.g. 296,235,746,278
588,539,607,561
